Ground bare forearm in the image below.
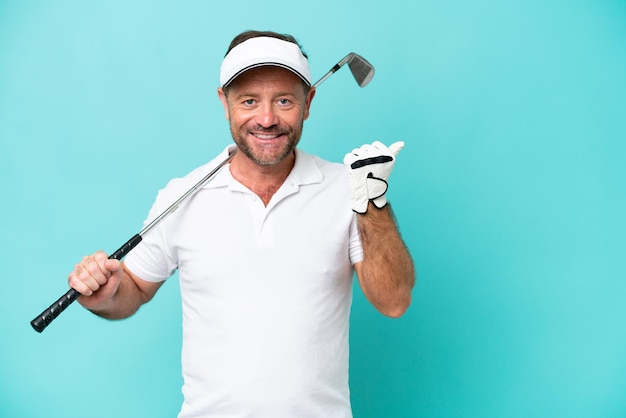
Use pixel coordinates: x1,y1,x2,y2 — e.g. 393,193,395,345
356,203,415,317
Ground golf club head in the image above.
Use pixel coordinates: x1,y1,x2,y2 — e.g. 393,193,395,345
313,52,375,88
347,54,375,87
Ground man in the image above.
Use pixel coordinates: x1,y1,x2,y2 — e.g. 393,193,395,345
69,30,415,417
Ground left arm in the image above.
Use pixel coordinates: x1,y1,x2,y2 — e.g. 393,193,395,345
354,203,415,317
344,140,415,317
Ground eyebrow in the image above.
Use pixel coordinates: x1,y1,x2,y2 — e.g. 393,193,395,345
234,91,301,101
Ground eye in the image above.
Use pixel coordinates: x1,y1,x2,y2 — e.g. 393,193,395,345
278,98,292,106
244,99,256,106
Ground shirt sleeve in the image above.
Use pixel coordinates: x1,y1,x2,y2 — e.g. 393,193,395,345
124,145,235,282
123,189,178,283
348,212,363,265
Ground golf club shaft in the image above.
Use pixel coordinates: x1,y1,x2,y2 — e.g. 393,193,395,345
30,151,235,333
313,54,353,88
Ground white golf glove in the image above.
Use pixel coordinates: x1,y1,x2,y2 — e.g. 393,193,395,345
344,141,404,214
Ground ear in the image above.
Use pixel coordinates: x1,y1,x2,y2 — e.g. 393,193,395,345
303,87,316,120
217,87,230,120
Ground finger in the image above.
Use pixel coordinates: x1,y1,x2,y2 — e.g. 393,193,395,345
68,269,94,296
388,141,405,157
360,144,374,155
69,263,102,296
104,258,122,274
79,256,110,291
94,250,122,280
371,141,386,150
344,152,357,165
93,251,109,265
90,259,113,286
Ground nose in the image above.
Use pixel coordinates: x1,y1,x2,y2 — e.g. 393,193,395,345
255,102,279,128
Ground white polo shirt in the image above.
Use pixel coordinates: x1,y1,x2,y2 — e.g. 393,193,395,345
125,145,363,418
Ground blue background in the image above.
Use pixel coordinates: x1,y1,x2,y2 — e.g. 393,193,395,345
1,1,625,417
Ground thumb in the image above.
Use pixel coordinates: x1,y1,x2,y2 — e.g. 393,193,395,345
104,258,123,275
388,141,405,157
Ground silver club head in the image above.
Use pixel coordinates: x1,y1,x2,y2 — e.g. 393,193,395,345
313,52,375,88
347,54,375,87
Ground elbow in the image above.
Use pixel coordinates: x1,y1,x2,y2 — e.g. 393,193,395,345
378,293,412,318
358,266,416,318
384,300,411,319
382,274,416,318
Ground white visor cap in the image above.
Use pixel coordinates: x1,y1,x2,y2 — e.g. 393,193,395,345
220,37,312,87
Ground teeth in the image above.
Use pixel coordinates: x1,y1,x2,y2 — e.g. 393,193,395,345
254,133,280,139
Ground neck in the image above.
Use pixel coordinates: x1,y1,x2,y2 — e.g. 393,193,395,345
229,150,295,206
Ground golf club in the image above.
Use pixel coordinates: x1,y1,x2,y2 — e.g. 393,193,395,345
313,53,375,88
31,51,376,333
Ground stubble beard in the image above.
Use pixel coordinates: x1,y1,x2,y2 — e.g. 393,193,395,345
231,121,304,167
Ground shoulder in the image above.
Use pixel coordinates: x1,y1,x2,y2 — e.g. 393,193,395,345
156,145,234,204
295,149,345,180
293,150,351,206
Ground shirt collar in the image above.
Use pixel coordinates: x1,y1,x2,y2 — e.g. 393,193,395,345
202,146,324,190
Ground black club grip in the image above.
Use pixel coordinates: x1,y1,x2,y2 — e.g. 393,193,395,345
109,233,142,260
30,234,143,333
30,288,81,333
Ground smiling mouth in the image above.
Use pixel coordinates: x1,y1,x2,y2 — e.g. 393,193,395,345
251,132,283,140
